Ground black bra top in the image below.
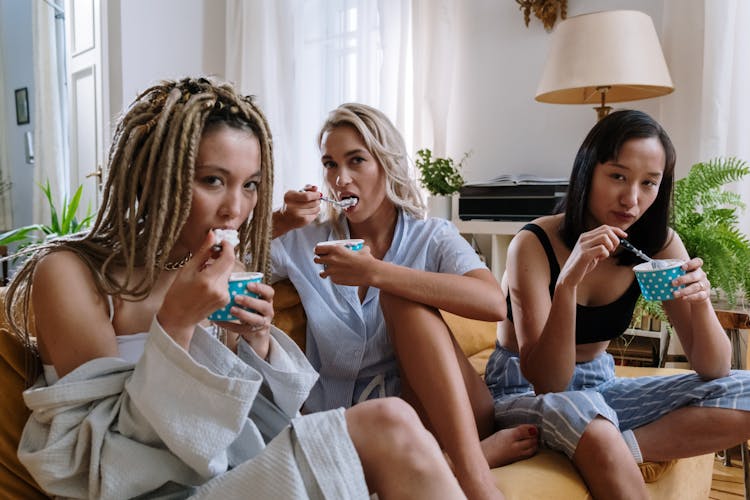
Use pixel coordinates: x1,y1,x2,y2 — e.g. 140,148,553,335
506,223,641,345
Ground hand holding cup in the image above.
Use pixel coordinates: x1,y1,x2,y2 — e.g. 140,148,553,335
209,271,275,359
314,239,368,285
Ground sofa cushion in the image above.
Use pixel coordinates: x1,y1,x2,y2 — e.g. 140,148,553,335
492,448,713,499
272,279,307,352
0,288,48,498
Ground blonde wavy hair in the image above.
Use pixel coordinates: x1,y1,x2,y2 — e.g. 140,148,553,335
5,77,274,383
317,103,425,235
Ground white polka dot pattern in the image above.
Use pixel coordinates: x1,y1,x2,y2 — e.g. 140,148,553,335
633,260,685,302
208,272,263,322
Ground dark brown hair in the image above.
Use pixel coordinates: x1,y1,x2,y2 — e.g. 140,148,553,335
557,109,676,265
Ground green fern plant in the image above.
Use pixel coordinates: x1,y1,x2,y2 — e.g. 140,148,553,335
415,148,467,196
672,157,750,303
633,157,750,330
0,180,94,252
629,157,749,365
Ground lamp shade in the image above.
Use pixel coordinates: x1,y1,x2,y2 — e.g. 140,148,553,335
535,10,674,105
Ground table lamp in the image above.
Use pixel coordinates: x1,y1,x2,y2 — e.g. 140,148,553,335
535,10,674,121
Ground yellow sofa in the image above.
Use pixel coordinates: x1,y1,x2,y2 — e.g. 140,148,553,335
0,283,715,499
273,280,715,499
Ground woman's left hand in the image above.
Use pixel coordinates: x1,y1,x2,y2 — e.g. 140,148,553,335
672,257,711,302
314,244,375,286
216,281,275,359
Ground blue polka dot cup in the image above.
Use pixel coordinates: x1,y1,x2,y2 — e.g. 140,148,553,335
208,272,264,322
633,260,685,301
316,239,365,251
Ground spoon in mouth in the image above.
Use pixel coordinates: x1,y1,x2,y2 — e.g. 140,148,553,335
321,196,358,209
298,188,358,209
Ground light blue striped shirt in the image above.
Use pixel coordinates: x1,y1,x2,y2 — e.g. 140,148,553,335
271,210,486,412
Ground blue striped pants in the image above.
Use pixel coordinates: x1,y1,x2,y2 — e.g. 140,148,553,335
485,343,750,458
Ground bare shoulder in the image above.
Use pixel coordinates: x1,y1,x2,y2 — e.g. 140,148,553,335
32,249,117,374
34,249,95,282
508,215,561,253
33,250,104,303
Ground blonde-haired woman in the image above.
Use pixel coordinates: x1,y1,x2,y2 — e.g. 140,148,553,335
6,79,464,499
273,103,538,500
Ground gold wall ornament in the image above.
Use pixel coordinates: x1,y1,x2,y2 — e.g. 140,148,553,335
516,0,567,31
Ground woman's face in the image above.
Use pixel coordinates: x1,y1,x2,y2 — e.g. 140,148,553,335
586,136,666,231
176,126,261,256
320,125,389,223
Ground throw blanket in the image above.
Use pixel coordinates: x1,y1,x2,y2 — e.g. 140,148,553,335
17,320,369,499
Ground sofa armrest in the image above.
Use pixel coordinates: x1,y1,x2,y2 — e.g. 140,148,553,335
0,287,49,498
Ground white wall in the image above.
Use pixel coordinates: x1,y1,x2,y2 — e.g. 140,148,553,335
0,0,711,232
446,0,703,184
109,0,226,117
104,0,703,185
0,0,35,229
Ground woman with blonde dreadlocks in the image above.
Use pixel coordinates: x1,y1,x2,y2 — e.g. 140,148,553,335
6,77,465,499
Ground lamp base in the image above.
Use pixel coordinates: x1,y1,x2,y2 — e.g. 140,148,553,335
594,105,613,121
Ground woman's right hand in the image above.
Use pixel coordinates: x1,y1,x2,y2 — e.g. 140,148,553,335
272,185,322,238
558,224,626,288
157,231,237,349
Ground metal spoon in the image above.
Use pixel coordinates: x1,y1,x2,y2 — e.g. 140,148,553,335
298,189,358,209
321,196,358,209
619,238,668,269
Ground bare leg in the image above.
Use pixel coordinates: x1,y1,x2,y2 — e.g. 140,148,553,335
635,407,750,460
381,293,536,500
345,398,467,500
573,417,648,500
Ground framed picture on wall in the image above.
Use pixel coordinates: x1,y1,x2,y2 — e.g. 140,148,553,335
15,87,29,125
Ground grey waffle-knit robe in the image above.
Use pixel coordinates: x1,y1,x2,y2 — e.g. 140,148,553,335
17,320,370,499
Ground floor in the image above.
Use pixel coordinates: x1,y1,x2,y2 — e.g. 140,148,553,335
712,455,745,499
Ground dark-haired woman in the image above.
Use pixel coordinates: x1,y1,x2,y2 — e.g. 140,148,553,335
484,109,750,499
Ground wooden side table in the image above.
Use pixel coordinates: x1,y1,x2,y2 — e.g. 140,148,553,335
714,303,750,498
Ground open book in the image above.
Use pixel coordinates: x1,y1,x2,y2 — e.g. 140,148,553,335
464,174,568,187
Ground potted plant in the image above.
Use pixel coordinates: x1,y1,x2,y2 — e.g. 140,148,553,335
673,157,750,304
0,180,94,259
631,157,750,341
415,148,468,219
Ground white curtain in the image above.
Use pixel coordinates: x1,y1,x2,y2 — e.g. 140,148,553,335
227,0,320,207
412,0,456,157
225,0,454,206
699,1,750,233
32,0,69,225
0,34,11,231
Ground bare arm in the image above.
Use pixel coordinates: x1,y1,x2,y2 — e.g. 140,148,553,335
315,244,506,321
35,232,240,379
157,233,239,350
657,231,731,378
33,251,120,378
511,224,625,393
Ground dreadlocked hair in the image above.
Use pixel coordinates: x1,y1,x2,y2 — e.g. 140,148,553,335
5,77,275,385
